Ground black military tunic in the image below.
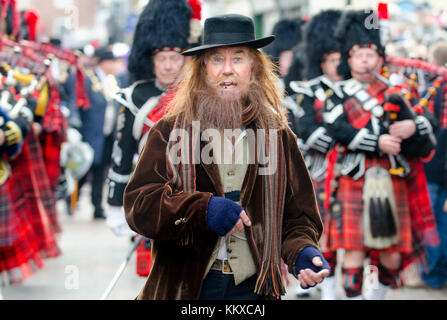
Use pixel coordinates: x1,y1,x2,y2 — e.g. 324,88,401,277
107,79,165,207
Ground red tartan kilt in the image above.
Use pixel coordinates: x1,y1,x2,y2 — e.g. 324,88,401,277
0,182,44,286
312,179,325,212
136,241,153,277
39,131,63,234
401,159,437,269
327,156,413,253
9,134,61,259
312,178,332,253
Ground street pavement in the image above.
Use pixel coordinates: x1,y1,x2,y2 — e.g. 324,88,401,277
1,184,447,300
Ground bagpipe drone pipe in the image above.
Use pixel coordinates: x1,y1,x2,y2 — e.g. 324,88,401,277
1,35,90,110
369,57,447,159
0,44,54,185
0,43,52,126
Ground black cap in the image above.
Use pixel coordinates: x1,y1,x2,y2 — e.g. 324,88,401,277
182,14,275,56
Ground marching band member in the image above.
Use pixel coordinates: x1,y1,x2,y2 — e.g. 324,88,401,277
289,9,343,299
322,9,438,300
106,0,202,277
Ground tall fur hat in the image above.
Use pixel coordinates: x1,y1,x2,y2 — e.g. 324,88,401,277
127,0,200,81
303,10,342,80
263,17,306,64
335,9,385,80
283,43,306,93
1,0,19,38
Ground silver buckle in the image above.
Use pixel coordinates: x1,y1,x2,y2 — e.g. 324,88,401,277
221,259,233,275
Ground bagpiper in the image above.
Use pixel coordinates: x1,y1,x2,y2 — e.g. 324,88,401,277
263,16,307,137
322,9,438,300
0,2,66,295
106,0,202,277
288,9,343,300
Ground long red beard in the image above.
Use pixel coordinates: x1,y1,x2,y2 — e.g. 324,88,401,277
193,75,251,130
194,89,244,130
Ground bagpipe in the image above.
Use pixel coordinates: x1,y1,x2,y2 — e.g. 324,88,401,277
0,35,90,186
0,40,53,184
384,56,447,114
368,56,446,161
362,57,447,247
0,37,61,131
18,39,90,109
1,35,90,110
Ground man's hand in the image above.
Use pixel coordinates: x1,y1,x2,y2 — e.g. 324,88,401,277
297,256,330,289
106,205,135,237
32,122,42,136
295,246,331,289
378,134,401,155
206,196,251,236
389,120,416,139
229,210,251,235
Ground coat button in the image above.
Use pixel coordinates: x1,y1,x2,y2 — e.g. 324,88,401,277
227,248,232,253
174,218,186,226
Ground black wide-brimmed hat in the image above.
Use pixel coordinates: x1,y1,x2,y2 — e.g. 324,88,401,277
182,14,275,56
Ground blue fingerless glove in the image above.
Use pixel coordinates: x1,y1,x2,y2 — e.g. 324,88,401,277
294,246,331,287
206,196,243,236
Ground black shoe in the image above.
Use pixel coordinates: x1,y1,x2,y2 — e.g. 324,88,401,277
94,209,106,220
65,198,73,216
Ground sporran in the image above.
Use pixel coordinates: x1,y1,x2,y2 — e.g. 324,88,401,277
363,166,400,249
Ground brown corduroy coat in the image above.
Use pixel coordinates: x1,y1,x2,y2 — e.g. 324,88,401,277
123,115,323,300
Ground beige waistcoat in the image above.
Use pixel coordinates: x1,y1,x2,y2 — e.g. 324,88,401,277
203,129,257,285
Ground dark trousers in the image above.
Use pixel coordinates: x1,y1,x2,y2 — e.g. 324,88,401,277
78,163,106,216
199,270,263,300
73,134,115,217
423,182,447,288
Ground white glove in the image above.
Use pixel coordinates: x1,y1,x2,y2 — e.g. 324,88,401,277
305,127,333,154
415,116,433,136
106,205,135,237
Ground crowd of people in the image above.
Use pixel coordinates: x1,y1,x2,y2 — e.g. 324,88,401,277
275,3,447,299
1,0,447,300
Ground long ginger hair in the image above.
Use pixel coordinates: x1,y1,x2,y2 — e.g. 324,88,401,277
165,47,288,129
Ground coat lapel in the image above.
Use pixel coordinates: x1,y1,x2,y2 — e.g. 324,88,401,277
200,139,224,197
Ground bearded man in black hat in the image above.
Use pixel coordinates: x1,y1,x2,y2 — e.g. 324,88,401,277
322,9,437,300
123,13,330,300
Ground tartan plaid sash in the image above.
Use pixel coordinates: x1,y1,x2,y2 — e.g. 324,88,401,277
439,81,447,129
344,80,386,129
140,89,173,138
165,108,287,298
313,98,324,124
